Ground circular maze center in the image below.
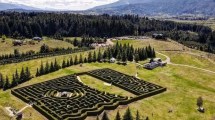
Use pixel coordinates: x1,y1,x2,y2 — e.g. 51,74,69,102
45,90,83,98
55,91,73,98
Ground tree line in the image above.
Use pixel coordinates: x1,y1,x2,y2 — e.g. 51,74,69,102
0,44,87,60
98,108,149,120
70,37,107,47
0,12,214,53
0,67,31,90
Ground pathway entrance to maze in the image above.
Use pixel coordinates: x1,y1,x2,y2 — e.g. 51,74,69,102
11,68,166,120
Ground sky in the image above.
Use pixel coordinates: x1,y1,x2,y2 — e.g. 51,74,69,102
0,0,118,10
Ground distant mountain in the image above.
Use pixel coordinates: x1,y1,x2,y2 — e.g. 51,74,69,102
90,0,215,16
0,2,40,11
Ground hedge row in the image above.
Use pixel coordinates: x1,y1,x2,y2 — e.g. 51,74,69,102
0,47,92,65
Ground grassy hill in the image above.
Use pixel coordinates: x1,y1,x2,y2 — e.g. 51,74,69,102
0,38,215,120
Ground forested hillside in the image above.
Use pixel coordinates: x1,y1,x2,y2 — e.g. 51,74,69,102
0,12,215,53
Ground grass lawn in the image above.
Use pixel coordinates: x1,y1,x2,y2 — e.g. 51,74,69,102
162,51,215,72
80,75,135,97
113,38,184,51
0,38,215,120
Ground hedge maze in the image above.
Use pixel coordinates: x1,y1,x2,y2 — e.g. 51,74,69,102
87,68,165,96
12,68,166,120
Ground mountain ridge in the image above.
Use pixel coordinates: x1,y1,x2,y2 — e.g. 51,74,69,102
90,0,215,16
0,2,40,11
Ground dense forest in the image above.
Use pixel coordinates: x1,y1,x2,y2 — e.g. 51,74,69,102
0,12,215,53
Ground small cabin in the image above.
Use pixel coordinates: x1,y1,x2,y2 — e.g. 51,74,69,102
32,37,43,41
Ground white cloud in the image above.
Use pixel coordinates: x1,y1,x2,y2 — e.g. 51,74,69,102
0,0,118,10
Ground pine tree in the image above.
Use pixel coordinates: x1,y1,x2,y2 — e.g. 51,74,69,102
0,73,3,89
128,50,134,62
14,49,20,58
107,48,112,59
25,67,31,80
88,52,92,63
3,76,10,90
15,69,19,83
123,108,133,120
45,61,50,74
93,51,97,62
152,48,156,58
115,111,121,120
39,62,45,75
103,50,107,59
36,68,40,77
116,52,122,62
134,54,139,63
66,59,70,67
79,54,83,63
135,111,140,120
84,57,88,63
50,62,54,72
73,37,79,46
102,112,109,120
97,49,102,62
54,59,60,71
70,57,74,66
20,67,25,83
11,74,18,87
74,55,78,65
62,59,66,68
122,51,127,63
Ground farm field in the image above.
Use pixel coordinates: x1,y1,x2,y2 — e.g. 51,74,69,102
0,38,215,120
0,37,74,55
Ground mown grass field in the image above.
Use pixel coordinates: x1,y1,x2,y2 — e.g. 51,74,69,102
80,75,135,97
0,38,215,120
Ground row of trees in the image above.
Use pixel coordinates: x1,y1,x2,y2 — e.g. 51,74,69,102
65,37,107,47
98,108,149,120
36,59,61,77
102,42,155,62
0,67,32,90
0,44,81,60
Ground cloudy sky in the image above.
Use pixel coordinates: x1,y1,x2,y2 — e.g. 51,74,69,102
0,0,118,10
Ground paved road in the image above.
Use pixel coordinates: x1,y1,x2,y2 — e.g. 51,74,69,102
156,52,215,74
